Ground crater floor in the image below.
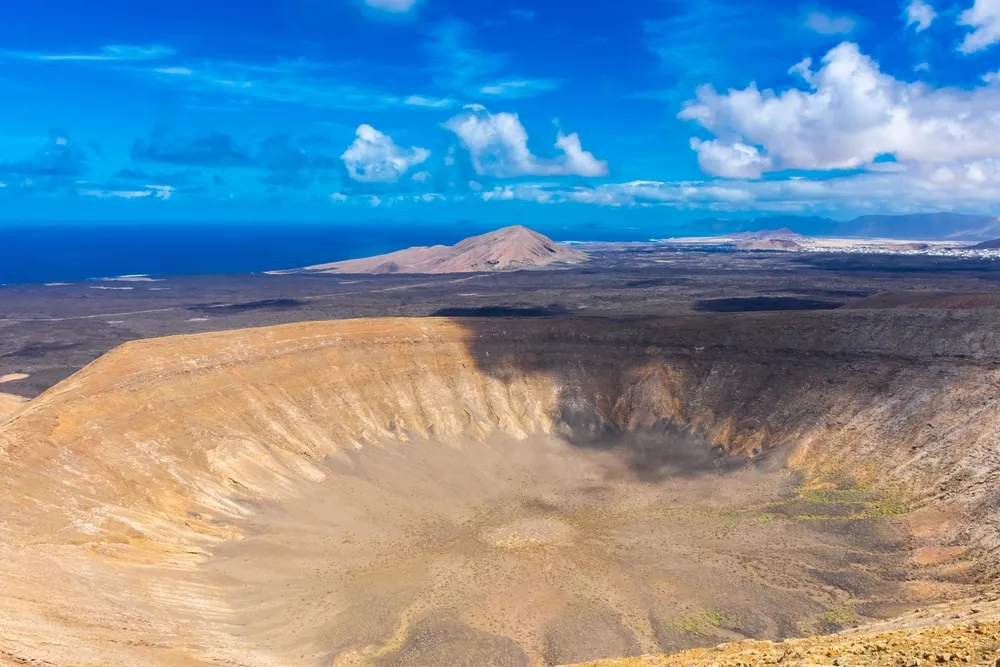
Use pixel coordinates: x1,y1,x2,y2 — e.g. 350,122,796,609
205,433,918,666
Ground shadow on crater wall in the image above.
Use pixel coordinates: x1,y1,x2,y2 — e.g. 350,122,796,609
445,309,1000,487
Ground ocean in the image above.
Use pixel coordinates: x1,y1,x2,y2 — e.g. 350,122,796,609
0,221,661,285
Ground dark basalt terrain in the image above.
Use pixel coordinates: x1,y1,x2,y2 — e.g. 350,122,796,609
6,246,1000,399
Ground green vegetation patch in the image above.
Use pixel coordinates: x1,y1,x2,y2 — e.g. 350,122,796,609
820,608,856,626
667,610,731,636
767,481,908,521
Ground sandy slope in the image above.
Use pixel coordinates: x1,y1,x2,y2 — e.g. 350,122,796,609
0,393,25,420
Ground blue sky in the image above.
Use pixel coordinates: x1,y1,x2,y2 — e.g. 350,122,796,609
1,0,1000,224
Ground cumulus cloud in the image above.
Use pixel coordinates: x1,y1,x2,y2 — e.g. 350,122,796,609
679,42,1000,178
788,57,814,82
364,0,417,12
804,11,856,35
905,0,937,31
340,124,430,183
959,0,1000,53
689,139,773,178
444,106,608,178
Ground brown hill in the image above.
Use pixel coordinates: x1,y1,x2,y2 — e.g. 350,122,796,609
737,238,803,251
281,225,588,274
2,313,1000,665
733,227,806,241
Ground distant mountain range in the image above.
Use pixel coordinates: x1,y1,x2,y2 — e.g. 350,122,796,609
972,238,1000,249
679,213,1000,241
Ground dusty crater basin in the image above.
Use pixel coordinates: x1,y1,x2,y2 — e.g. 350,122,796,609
0,314,997,666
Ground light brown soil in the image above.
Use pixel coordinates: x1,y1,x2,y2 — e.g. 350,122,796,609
205,434,924,666
0,393,25,419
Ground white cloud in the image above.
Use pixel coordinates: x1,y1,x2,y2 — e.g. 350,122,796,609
479,79,560,98
143,57,443,112
78,183,174,200
959,0,1000,53
804,11,856,35
788,57,814,82
915,62,931,72
404,95,454,109
411,170,431,183
1,44,176,62
364,0,417,12
905,0,937,31
689,139,773,179
475,159,1000,211
679,42,1000,178
154,66,193,75
330,192,348,202
79,188,153,199
444,106,608,178
341,124,430,183
146,185,174,200
367,195,383,206
984,70,1000,82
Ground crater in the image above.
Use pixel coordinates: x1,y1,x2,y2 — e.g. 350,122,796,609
0,314,996,666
